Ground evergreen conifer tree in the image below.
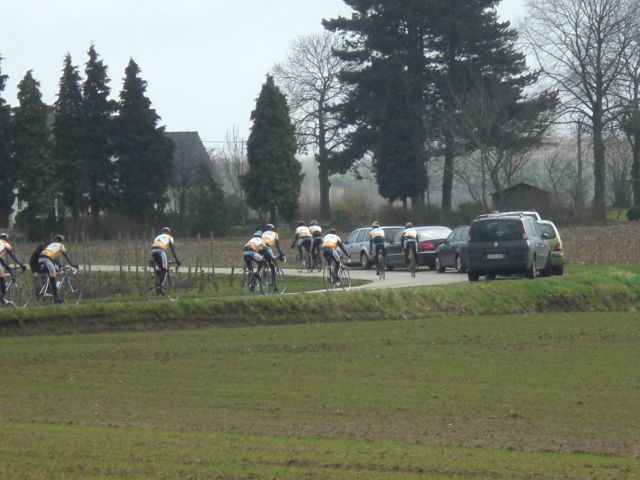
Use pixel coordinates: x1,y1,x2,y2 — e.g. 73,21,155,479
242,75,302,222
0,56,15,227
113,58,174,224
13,70,55,239
82,44,116,228
54,54,86,221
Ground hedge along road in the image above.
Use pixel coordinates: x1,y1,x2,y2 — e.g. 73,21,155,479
89,265,468,291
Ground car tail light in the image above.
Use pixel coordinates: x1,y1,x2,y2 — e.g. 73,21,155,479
554,241,562,252
419,241,436,250
520,222,528,240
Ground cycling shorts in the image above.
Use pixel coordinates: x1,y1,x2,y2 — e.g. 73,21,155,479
403,238,418,251
243,250,263,264
151,248,168,270
261,246,275,262
38,256,58,277
297,238,312,249
322,247,341,264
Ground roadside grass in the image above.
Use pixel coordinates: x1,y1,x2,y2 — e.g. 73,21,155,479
2,264,639,336
1,311,639,479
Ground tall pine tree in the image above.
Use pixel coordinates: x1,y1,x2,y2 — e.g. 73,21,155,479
113,58,174,224
13,70,55,239
83,44,116,229
54,54,86,221
0,55,14,228
242,75,302,223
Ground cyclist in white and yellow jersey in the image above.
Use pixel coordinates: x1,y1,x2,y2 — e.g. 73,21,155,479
401,222,418,266
38,234,79,303
262,224,286,288
309,220,323,260
0,233,27,305
243,231,265,288
151,227,181,290
291,220,313,260
322,229,349,282
368,221,386,269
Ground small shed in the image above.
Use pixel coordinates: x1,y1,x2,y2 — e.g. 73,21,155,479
491,182,551,213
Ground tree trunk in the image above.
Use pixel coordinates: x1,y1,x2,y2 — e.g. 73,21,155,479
441,130,455,210
318,160,331,220
575,121,585,211
632,131,640,205
592,112,607,221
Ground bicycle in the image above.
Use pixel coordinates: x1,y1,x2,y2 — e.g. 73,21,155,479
322,256,351,291
240,260,275,296
374,247,386,280
406,245,417,278
311,248,323,272
270,256,287,295
145,260,180,302
2,266,29,308
297,248,313,273
33,265,82,306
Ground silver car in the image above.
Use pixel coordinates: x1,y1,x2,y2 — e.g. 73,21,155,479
342,226,403,269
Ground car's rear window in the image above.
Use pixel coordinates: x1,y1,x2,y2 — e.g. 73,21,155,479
538,223,556,238
471,219,524,242
417,227,452,239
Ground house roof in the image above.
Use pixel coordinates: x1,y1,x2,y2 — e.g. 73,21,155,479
165,131,216,187
490,182,550,197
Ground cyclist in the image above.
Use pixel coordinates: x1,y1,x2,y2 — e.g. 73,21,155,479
243,231,265,291
291,220,312,262
38,234,79,303
261,224,286,288
151,227,181,292
309,220,323,264
368,221,386,274
0,233,27,305
401,222,419,267
322,228,349,283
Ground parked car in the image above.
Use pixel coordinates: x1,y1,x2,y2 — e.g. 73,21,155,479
466,214,551,281
385,226,452,270
537,219,564,275
342,225,403,269
434,226,469,273
476,210,542,221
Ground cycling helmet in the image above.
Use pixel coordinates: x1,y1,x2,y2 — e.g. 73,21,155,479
54,234,65,242
0,233,8,240
371,221,380,228
253,230,263,237
297,220,306,226
405,222,413,228
162,227,171,234
310,219,318,226
329,228,337,234
265,223,275,231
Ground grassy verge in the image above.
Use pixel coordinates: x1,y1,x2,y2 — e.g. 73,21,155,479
1,264,639,336
1,311,639,478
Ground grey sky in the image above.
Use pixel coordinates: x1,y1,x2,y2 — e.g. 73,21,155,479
1,0,526,149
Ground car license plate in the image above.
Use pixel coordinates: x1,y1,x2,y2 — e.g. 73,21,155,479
486,253,505,260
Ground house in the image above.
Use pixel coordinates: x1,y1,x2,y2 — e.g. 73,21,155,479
491,182,551,213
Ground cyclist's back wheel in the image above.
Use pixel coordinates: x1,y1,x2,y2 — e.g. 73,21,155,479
322,266,333,291
33,278,53,306
8,281,29,308
339,267,351,291
409,251,417,278
164,272,180,302
275,267,286,294
304,251,313,273
259,269,274,295
240,267,251,295
379,253,386,280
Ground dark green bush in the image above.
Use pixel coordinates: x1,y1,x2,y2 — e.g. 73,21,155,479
626,206,640,221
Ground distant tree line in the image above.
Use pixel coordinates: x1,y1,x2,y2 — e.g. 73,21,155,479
0,45,227,239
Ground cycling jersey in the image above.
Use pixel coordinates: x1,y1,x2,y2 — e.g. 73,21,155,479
262,230,279,247
152,233,174,251
322,233,340,248
295,226,312,238
40,242,67,261
309,225,322,237
370,227,385,240
0,239,12,257
244,237,264,252
402,228,418,239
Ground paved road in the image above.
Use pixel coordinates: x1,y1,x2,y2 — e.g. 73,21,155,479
90,264,468,291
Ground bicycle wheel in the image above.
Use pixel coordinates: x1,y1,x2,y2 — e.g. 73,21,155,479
142,270,158,301
163,272,180,302
259,269,274,295
240,267,251,295
339,266,351,291
61,275,82,305
379,253,386,280
7,281,29,308
408,250,417,278
322,266,333,291
275,267,286,295
33,277,53,306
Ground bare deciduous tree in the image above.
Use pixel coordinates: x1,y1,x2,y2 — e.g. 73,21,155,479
212,127,248,224
272,32,351,219
523,0,640,219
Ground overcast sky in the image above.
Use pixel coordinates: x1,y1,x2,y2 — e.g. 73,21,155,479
1,0,526,149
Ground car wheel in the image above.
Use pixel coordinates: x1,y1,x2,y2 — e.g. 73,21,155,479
540,254,553,277
526,256,537,279
552,264,564,276
360,252,371,269
455,254,466,273
486,272,497,280
435,255,445,273
467,270,479,282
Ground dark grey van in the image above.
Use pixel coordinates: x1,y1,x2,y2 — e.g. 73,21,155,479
466,215,551,281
